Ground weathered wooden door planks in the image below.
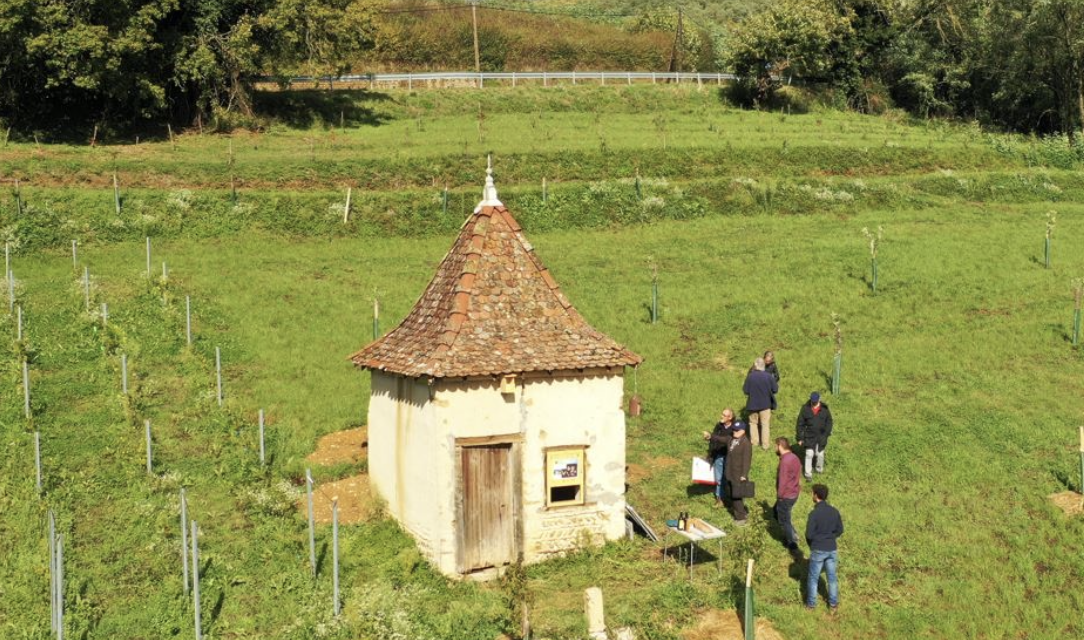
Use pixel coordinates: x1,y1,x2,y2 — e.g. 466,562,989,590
459,444,516,573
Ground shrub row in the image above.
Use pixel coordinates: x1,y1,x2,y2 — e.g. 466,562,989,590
2,143,1010,191
2,171,1078,250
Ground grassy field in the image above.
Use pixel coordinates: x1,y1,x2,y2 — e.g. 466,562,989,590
3,84,1084,639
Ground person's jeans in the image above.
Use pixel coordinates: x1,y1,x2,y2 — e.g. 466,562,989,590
804,444,825,476
773,498,797,548
806,549,839,607
712,456,726,500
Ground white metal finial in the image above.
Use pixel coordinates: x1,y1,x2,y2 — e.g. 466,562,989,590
478,154,502,208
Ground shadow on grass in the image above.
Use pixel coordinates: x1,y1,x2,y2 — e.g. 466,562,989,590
209,590,226,630
1053,469,1082,493
641,301,658,324
789,551,807,602
316,539,329,576
662,539,721,570
253,89,393,129
757,501,788,548
686,483,715,498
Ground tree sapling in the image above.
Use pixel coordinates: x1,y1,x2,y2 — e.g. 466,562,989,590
1045,211,1056,269
862,225,884,293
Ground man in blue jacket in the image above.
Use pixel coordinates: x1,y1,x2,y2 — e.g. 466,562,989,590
743,357,778,449
805,484,844,611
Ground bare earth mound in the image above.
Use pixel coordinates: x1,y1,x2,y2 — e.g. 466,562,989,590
1049,491,1083,516
681,609,785,640
300,474,373,525
306,426,368,466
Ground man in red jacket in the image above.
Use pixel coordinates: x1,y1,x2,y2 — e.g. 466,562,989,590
774,437,802,553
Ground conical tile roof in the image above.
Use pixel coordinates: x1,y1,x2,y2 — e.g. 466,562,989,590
349,203,642,378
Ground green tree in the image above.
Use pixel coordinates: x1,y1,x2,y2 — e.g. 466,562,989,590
726,0,850,104
0,0,380,136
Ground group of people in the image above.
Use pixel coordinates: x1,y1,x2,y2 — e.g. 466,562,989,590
698,351,845,611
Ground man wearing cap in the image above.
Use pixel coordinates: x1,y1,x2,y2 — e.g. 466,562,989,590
743,357,779,449
724,422,753,525
796,392,833,480
703,408,744,508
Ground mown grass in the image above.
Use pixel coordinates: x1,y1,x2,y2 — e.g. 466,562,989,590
5,198,1084,639
0,85,1009,191
3,84,1084,639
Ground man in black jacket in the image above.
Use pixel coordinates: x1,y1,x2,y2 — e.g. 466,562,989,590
764,350,780,383
805,484,844,610
703,408,743,508
796,392,833,480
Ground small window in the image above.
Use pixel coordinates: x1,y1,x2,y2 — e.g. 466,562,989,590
546,447,586,507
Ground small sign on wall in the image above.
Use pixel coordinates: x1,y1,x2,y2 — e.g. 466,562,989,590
546,447,586,506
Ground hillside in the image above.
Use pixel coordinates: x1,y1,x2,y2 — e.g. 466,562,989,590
2,84,1083,640
361,0,768,73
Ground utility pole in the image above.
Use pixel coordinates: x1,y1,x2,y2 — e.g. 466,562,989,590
472,2,481,74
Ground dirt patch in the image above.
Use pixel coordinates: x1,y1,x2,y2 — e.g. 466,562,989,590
306,426,367,466
681,609,785,640
1049,491,1083,516
627,456,680,485
627,463,651,484
301,474,374,525
649,455,680,468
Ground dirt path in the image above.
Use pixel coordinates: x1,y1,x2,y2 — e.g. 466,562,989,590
301,474,374,524
306,426,367,466
302,426,373,524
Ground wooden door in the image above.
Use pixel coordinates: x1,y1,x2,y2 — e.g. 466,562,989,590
458,444,516,573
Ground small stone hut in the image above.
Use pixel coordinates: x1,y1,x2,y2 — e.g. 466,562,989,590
349,163,642,578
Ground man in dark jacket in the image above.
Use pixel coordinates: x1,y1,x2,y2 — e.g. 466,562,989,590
805,484,844,610
743,357,779,450
764,350,780,409
764,350,780,383
796,392,833,480
703,408,743,508
725,424,753,525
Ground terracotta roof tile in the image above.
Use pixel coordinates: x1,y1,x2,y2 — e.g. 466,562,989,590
350,204,642,377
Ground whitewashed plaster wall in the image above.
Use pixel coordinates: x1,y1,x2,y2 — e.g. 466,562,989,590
368,370,628,577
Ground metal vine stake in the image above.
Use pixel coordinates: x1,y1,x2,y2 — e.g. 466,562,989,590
1071,278,1083,347
831,313,843,395
648,258,659,324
